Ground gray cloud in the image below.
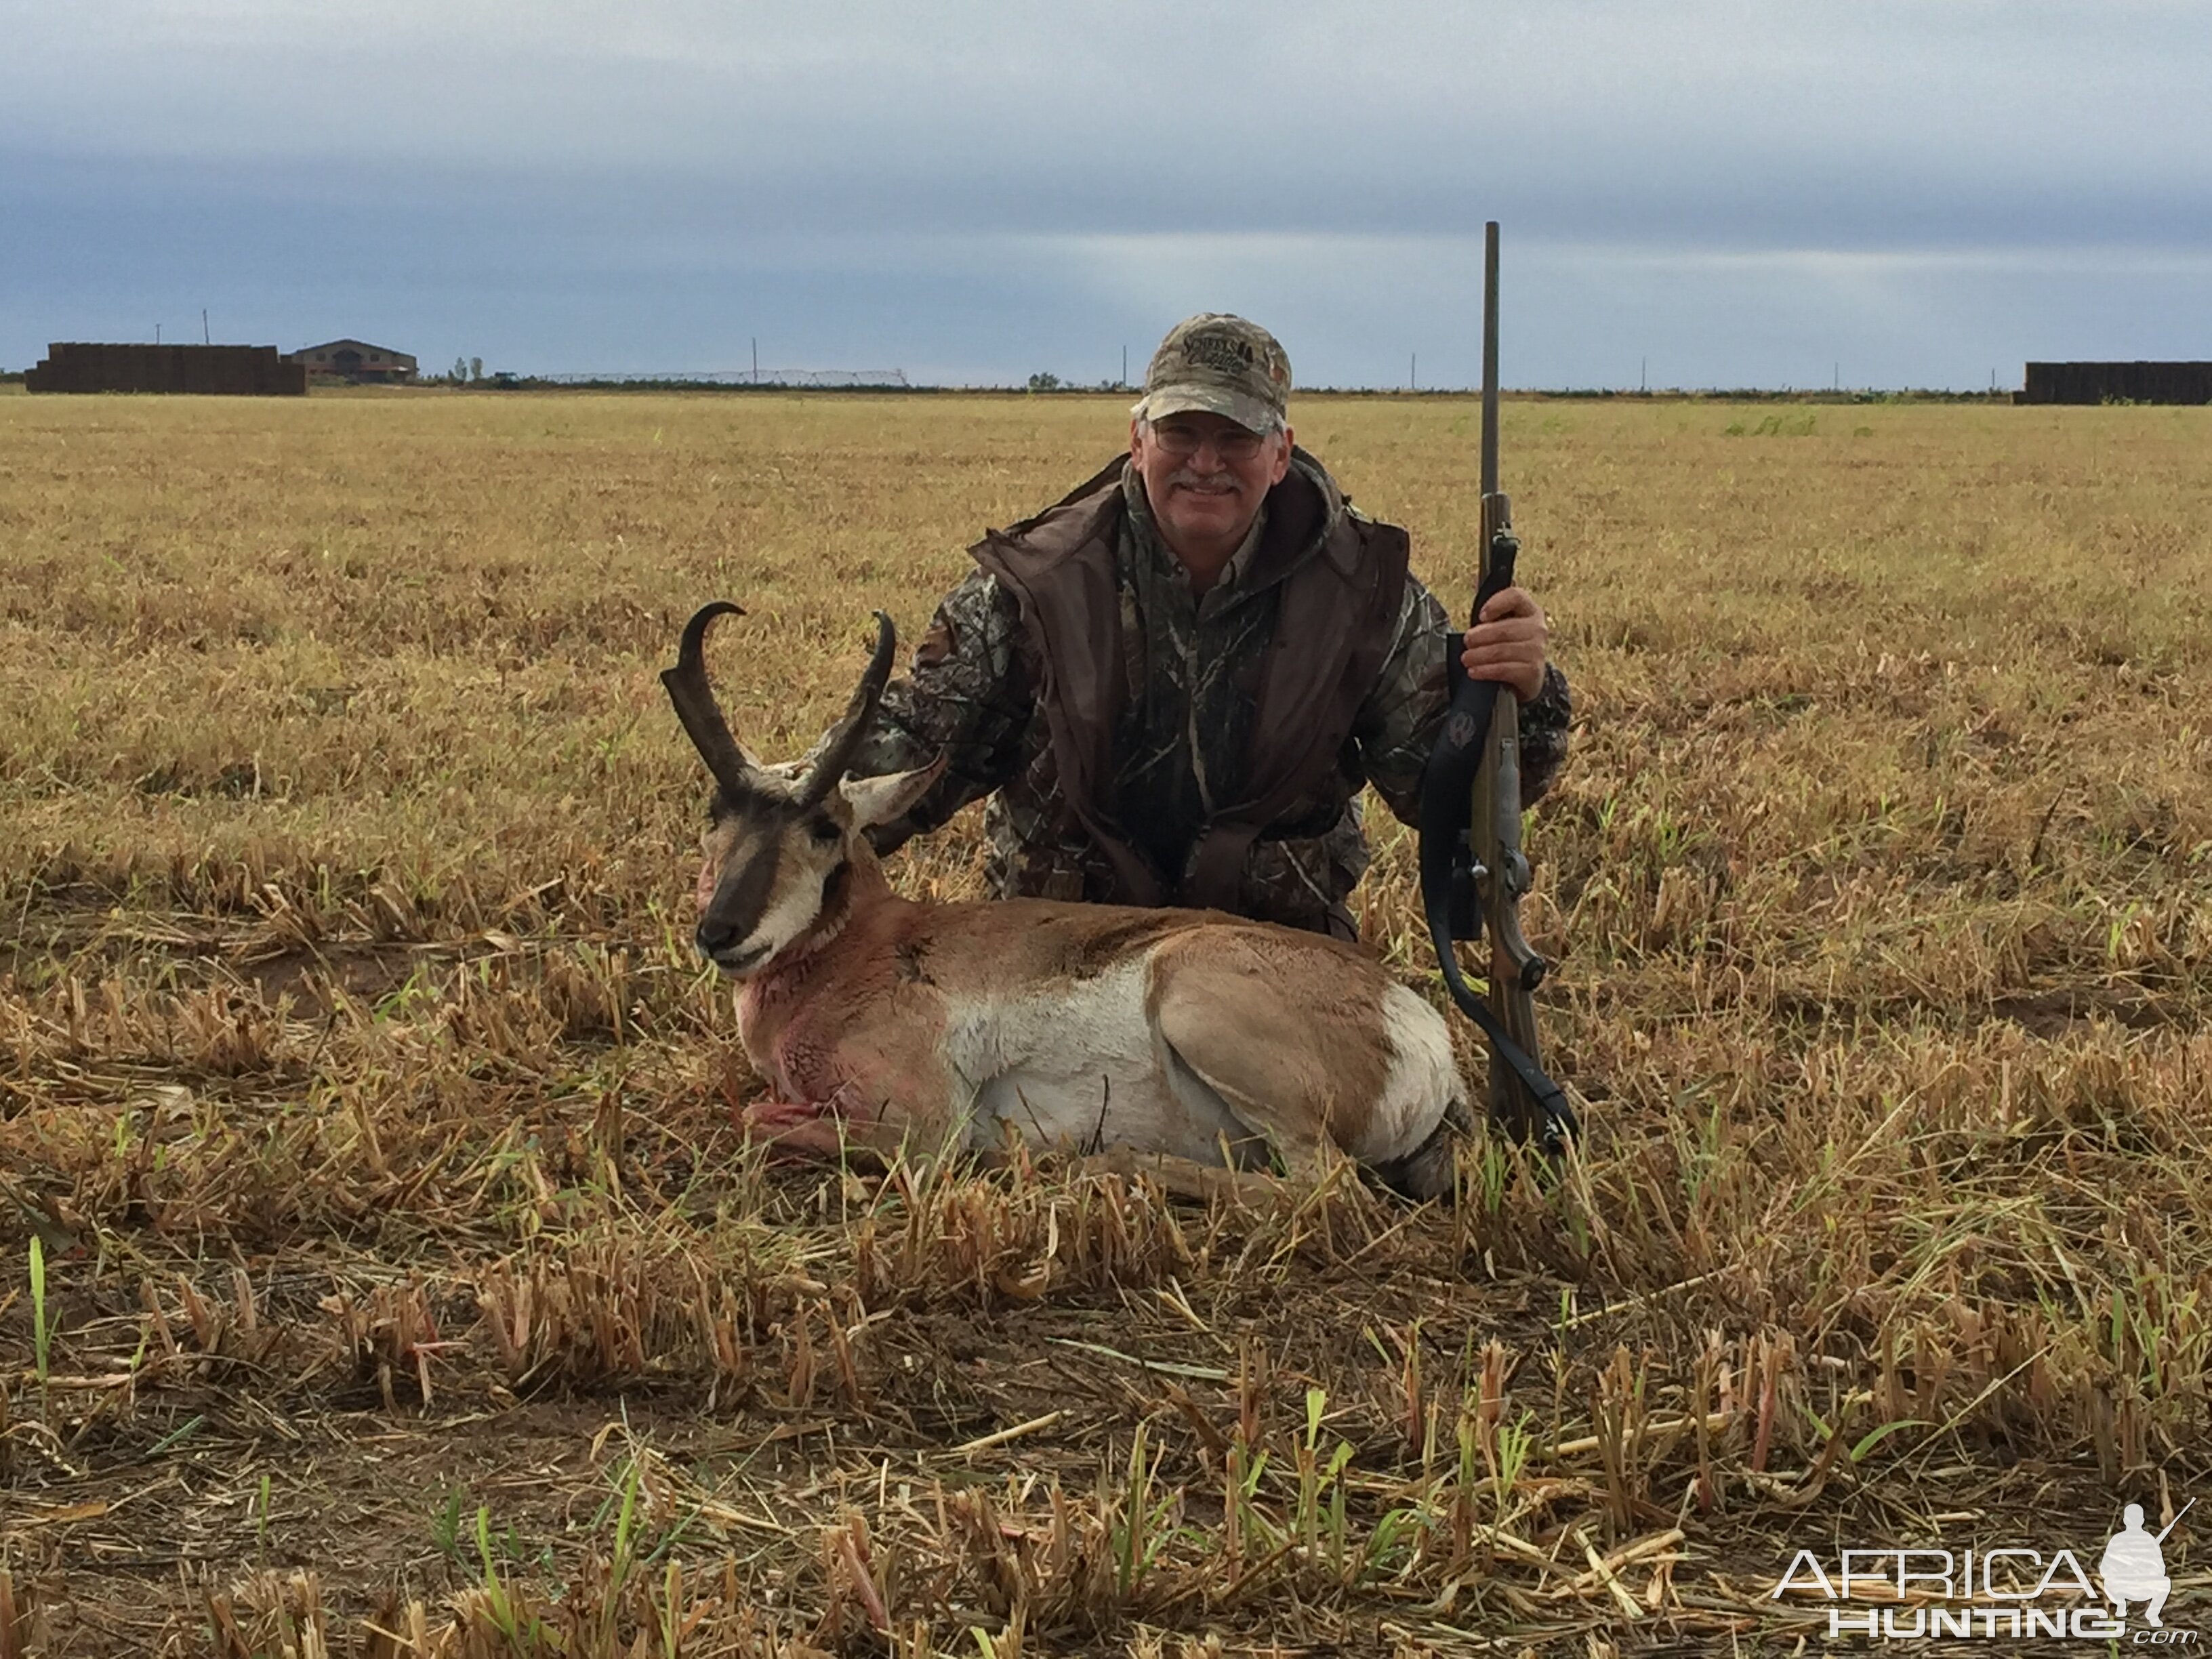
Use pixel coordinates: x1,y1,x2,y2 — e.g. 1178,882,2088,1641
4,1,2207,384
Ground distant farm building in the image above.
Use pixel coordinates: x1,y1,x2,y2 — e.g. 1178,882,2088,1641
289,340,418,384
25,342,307,396
2020,362,2212,405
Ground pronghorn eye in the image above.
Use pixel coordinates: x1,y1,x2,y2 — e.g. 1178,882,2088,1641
807,817,842,844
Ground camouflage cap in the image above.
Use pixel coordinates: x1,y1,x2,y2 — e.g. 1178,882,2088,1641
1131,314,1291,434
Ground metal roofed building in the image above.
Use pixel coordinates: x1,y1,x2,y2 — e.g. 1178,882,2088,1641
289,340,419,384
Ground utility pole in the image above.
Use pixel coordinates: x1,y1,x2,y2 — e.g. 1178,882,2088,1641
1410,352,1417,391
155,323,161,344
1121,344,1127,387
203,308,211,346
752,337,758,384
1641,356,1647,393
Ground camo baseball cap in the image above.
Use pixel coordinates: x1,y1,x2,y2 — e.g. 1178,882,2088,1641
1132,314,1291,434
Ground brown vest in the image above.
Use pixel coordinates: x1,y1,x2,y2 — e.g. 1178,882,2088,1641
970,455,1410,912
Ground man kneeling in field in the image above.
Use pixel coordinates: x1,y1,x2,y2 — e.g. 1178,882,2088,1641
818,313,1572,939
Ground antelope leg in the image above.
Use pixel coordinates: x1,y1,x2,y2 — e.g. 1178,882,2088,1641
735,1101,851,1159
1073,1146,1291,1210
1149,962,1345,1176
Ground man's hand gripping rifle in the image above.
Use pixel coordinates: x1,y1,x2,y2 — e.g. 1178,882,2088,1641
1417,222,1579,1153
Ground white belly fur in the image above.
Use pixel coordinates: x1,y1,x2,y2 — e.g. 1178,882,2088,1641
939,955,1461,1169
941,957,1254,1164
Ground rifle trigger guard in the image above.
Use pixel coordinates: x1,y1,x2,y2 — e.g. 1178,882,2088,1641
1502,847,1533,897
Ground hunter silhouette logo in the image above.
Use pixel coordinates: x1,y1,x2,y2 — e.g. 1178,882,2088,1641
1771,1499,2197,1642
2104,1500,2191,1629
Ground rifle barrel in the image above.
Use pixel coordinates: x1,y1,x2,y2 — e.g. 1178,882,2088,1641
1481,220,1500,498
2155,1497,2196,1544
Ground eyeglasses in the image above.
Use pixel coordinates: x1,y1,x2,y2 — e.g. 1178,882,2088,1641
1146,421,1272,462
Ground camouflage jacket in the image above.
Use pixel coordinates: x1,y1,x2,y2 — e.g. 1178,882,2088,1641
837,450,1572,935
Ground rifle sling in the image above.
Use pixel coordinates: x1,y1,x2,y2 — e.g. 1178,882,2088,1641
1416,631,1579,1146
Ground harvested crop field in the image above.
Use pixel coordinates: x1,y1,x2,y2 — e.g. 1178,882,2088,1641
1,386,2208,1656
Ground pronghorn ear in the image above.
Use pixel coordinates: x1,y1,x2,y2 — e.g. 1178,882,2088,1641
838,754,949,830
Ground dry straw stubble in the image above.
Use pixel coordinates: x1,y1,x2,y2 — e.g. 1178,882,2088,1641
0,386,2207,1654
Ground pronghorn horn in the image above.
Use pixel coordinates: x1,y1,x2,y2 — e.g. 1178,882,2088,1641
796,611,897,808
661,602,762,798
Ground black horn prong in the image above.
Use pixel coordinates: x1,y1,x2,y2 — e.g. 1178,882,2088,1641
661,601,762,798
796,611,897,808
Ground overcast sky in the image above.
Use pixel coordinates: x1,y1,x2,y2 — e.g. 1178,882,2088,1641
4,1,2207,388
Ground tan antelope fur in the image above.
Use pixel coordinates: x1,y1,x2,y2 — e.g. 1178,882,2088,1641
665,603,1471,1200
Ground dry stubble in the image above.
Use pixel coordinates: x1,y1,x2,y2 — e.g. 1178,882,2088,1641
0,386,2207,1654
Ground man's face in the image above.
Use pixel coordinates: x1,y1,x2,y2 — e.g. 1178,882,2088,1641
1128,410,1293,555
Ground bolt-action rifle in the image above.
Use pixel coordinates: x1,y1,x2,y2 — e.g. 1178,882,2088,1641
1416,221,1579,1152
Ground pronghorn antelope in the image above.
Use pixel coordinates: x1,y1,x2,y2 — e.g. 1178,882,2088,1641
665,602,1471,1200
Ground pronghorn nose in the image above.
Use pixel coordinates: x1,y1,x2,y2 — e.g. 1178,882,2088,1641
694,846,777,969
695,914,767,974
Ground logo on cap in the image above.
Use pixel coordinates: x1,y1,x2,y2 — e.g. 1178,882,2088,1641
1135,314,1292,433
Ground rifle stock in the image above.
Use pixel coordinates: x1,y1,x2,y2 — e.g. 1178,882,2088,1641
1415,221,1578,1151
